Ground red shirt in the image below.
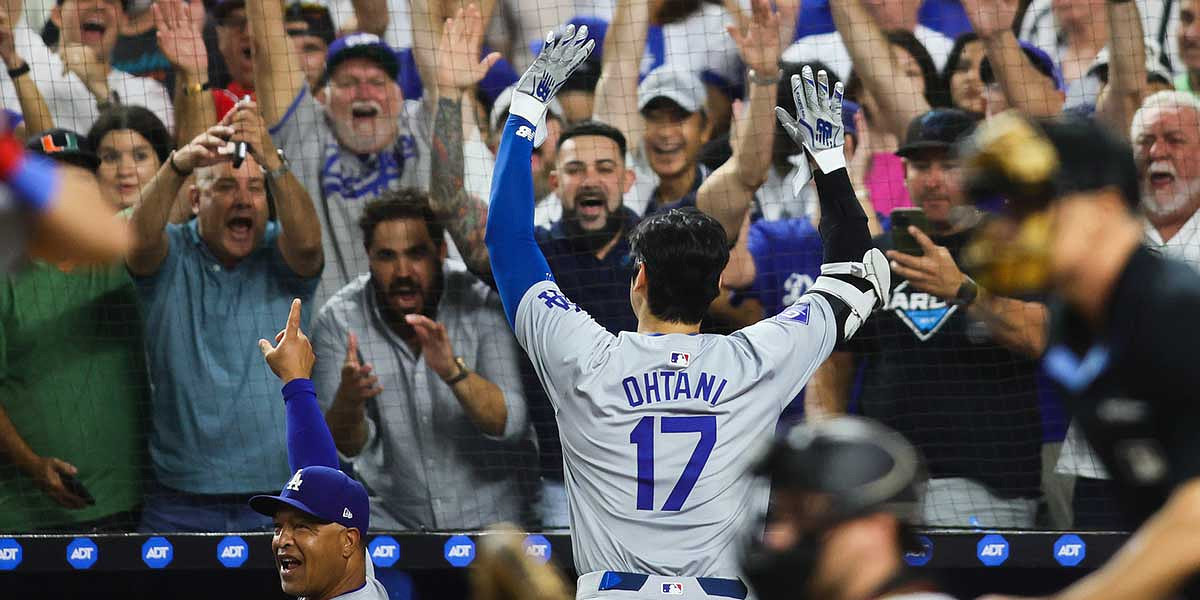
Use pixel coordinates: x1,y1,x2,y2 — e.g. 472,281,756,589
212,81,256,120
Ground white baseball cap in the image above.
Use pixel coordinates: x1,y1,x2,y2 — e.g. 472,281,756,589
637,64,707,114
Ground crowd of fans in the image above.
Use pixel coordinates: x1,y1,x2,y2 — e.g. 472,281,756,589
1,0,1198,537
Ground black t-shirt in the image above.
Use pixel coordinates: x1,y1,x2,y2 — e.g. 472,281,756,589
846,227,1043,499
1045,245,1200,527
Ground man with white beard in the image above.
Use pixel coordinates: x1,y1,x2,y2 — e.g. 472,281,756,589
1136,91,1200,267
249,0,436,309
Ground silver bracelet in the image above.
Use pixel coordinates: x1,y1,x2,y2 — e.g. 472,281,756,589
748,68,782,86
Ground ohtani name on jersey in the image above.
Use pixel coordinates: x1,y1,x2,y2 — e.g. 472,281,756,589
622,370,729,408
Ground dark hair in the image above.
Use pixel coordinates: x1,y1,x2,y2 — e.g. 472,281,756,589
942,32,980,88
561,54,602,94
358,188,445,250
284,2,336,46
885,30,949,108
86,105,172,165
773,61,842,174
629,207,729,324
557,120,627,159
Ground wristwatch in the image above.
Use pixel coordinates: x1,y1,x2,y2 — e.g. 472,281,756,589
953,276,980,307
443,356,470,386
265,148,290,179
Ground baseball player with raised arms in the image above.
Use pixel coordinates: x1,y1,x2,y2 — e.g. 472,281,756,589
484,24,890,600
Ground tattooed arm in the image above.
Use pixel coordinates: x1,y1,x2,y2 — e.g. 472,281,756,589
432,95,494,284
430,7,501,284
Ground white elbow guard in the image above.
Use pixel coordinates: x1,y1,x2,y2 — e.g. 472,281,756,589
809,248,891,338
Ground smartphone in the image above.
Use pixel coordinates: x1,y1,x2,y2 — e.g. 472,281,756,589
61,473,96,506
891,207,930,256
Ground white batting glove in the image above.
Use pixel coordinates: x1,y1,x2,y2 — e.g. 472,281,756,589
775,65,846,174
510,23,596,147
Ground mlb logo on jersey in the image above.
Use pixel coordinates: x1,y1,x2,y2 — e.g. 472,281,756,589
668,352,690,368
662,583,684,595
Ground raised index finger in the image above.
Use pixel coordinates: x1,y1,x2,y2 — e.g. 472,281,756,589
284,298,302,339
909,226,939,253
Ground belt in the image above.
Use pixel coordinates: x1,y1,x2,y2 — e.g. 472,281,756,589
596,571,748,599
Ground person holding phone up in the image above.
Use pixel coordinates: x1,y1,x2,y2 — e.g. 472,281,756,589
806,108,1049,529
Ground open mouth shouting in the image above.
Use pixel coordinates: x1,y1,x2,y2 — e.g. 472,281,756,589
80,16,108,46
387,280,423,310
227,215,256,244
575,189,608,221
349,103,382,130
277,552,303,581
1147,163,1177,191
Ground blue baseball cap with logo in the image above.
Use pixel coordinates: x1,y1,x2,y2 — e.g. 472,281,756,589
249,466,370,534
320,32,401,88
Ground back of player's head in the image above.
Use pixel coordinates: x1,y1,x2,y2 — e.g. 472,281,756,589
557,120,627,160
756,416,925,523
628,207,729,324
358,188,445,251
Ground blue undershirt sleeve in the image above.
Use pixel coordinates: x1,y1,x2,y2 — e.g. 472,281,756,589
282,378,339,471
484,115,555,327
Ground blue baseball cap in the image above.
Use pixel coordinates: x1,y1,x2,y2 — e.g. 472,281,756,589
842,100,860,137
250,466,370,534
320,32,400,87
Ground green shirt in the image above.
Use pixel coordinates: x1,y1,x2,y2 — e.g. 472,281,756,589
1177,73,1196,94
0,261,147,530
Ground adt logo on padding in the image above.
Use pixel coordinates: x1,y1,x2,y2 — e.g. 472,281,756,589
66,537,98,570
903,535,933,567
217,536,249,568
1054,534,1086,567
142,537,173,569
0,538,22,570
444,535,475,567
368,536,400,568
977,534,1009,567
523,535,551,564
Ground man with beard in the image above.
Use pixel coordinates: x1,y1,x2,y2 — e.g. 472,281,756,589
310,191,536,530
0,0,171,135
1136,92,1200,262
249,0,432,310
809,108,1045,528
127,101,324,532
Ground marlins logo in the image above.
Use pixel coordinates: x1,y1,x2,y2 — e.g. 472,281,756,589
885,281,958,341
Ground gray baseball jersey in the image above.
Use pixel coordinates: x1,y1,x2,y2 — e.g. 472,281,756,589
514,279,838,578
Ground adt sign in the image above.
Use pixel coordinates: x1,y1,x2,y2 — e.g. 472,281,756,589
444,535,475,567
142,537,174,569
369,536,401,568
903,536,933,567
977,534,1009,567
523,535,551,564
1054,534,1086,567
0,538,22,570
217,536,249,568
66,537,98,570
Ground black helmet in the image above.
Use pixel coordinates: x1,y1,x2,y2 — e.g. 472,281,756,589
742,417,927,600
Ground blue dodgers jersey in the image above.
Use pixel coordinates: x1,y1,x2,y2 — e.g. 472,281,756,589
740,218,824,317
514,280,838,578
